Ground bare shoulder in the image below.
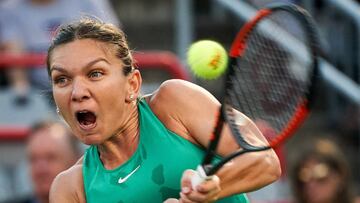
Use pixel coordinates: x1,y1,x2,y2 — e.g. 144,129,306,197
50,163,85,203
147,79,219,111
145,79,220,145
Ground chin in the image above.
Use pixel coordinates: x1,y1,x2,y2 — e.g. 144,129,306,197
81,135,105,145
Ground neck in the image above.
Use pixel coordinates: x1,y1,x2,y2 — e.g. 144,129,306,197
98,103,140,170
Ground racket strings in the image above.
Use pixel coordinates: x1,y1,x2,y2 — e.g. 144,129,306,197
227,11,313,144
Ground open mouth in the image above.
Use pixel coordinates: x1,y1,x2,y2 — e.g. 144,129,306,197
76,110,97,130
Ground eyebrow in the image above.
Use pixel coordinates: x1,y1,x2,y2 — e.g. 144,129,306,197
50,58,110,75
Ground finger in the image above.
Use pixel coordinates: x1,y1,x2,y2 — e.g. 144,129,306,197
181,169,196,194
185,189,221,203
181,189,220,203
180,170,221,202
192,175,221,202
163,198,179,203
195,175,221,193
200,189,220,203
182,191,207,202
180,192,196,203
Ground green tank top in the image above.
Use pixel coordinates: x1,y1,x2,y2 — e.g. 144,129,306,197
83,99,249,203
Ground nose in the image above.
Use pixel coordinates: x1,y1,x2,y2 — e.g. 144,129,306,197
71,79,90,102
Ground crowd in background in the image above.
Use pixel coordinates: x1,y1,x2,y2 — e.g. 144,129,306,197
0,0,359,202
0,0,118,107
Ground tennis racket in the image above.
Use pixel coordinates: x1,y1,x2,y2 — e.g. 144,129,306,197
191,3,319,187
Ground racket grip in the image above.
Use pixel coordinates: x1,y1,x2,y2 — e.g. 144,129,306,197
191,165,212,190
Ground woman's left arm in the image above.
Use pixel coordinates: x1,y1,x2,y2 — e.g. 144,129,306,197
152,79,281,202
177,125,281,202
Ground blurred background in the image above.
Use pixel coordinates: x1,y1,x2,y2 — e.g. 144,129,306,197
0,0,359,202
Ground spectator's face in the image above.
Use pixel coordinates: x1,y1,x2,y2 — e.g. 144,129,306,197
27,124,76,199
299,159,342,203
49,39,141,145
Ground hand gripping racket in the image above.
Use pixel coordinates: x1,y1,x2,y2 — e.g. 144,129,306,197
191,3,320,188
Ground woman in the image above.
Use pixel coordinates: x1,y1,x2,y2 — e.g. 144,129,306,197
48,18,281,203
290,137,358,203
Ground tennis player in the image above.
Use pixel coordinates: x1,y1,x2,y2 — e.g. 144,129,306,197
48,18,281,203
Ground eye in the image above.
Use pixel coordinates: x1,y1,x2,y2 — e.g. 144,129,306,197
53,76,69,86
89,70,103,79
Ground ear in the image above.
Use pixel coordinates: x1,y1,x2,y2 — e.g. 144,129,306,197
126,69,142,103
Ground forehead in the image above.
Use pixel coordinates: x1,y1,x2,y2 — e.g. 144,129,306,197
50,39,117,68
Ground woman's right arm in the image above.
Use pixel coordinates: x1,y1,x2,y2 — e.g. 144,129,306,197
49,164,86,203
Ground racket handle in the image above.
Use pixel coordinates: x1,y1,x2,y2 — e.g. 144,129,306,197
191,165,213,190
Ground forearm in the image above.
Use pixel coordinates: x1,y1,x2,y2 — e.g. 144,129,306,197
217,150,281,198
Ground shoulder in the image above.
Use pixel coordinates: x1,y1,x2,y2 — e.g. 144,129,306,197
50,164,85,203
145,79,220,144
148,79,218,107
146,79,219,119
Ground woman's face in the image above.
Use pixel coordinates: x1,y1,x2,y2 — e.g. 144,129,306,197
49,39,140,145
299,158,342,203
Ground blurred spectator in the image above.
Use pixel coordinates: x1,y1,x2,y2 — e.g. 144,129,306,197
289,137,360,203
21,120,82,203
0,3,11,88
0,0,119,106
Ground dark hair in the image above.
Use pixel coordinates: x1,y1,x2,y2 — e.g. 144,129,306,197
29,120,82,158
289,138,355,203
46,17,134,77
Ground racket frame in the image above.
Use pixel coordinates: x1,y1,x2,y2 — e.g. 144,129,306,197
199,3,320,177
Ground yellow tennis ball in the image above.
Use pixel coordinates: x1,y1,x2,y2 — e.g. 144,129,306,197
187,40,228,80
